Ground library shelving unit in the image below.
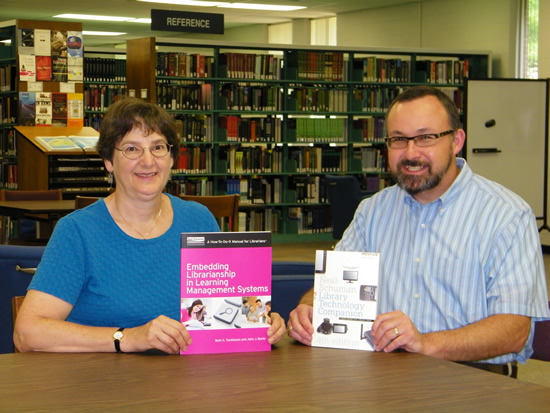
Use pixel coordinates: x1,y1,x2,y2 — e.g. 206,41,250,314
126,37,490,242
0,22,18,189
83,47,127,131
0,19,87,193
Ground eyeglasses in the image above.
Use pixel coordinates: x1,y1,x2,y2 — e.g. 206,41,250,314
384,130,455,149
115,143,173,160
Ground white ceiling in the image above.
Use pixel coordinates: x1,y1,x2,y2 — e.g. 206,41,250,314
0,0,421,47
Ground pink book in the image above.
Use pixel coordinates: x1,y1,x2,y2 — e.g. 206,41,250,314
180,232,272,354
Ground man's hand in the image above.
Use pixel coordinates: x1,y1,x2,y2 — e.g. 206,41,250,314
371,311,423,353
287,304,315,346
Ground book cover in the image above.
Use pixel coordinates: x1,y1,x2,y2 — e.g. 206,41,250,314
35,92,52,126
35,135,99,151
180,231,272,355
312,250,380,351
19,54,36,82
35,56,52,81
52,93,68,119
18,29,35,55
18,92,36,126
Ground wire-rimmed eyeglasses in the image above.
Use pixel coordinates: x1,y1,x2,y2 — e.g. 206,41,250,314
115,143,173,160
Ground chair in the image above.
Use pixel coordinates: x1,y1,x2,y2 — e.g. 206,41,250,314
531,301,550,361
271,261,315,322
179,194,239,231
0,244,45,353
1,189,63,243
325,175,372,240
74,195,101,210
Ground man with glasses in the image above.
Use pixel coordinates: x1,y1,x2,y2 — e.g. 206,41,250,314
288,86,549,376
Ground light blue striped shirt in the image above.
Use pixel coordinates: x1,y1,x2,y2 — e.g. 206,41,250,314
336,158,549,364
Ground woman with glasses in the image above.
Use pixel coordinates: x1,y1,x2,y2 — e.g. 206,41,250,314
14,98,286,353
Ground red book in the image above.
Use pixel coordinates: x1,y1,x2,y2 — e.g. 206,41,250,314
35,56,52,81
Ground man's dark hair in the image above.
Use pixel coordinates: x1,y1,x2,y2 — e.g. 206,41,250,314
386,86,461,130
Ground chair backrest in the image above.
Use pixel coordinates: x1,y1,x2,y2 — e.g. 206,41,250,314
271,261,315,322
2,189,63,201
75,196,101,210
325,175,370,240
11,296,25,352
0,245,45,353
532,301,550,361
179,194,239,231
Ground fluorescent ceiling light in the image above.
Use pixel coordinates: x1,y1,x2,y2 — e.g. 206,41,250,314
218,3,306,11
137,0,228,6
55,14,132,22
136,0,305,11
0,39,11,44
127,18,152,23
83,31,127,36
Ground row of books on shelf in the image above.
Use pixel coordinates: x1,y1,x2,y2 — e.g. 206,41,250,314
352,86,404,112
288,117,347,143
353,147,388,173
225,146,283,174
175,114,213,142
289,87,348,112
416,59,470,84
289,50,346,82
84,57,126,83
352,117,386,143
156,82,212,111
227,177,283,205
219,52,282,80
84,84,127,111
1,163,17,189
289,147,349,173
353,57,411,83
19,92,84,127
85,113,103,131
175,146,212,174
220,83,282,112
220,115,282,143
0,95,16,124
238,209,280,233
288,205,333,234
291,175,328,204
156,52,214,78
0,129,16,155
166,176,214,196
0,64,16,92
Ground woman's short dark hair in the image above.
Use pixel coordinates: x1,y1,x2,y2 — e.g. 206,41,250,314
96,97,179,162
385,86,461,130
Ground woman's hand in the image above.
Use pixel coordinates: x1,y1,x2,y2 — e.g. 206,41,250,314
123,315,192,354
266,312,286,344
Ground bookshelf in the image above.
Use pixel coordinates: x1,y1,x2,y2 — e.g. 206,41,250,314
0,19,86,191
126,37,490,242
83,47,127,131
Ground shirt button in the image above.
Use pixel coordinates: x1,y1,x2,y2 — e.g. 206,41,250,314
414,293,420,299
415,257,421,263
421,223,426,229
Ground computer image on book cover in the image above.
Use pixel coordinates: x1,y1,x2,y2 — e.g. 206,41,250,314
312,250,380,351
181,231,272,354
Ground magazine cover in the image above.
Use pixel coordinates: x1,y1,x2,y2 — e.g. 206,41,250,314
181,231,272,354
312,250,380,351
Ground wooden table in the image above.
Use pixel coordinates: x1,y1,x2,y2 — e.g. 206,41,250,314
0,200,75,243
1,338,548,412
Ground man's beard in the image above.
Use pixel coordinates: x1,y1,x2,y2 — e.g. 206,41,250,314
394,153,453,196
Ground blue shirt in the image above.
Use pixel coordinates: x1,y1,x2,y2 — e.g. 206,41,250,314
29,194,220,328
336,158,549,364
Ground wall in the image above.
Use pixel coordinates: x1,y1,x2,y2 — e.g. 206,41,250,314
337,0,520,77
538,0,550,244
